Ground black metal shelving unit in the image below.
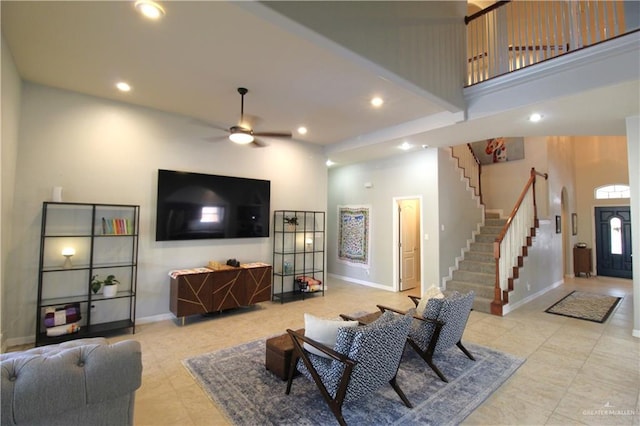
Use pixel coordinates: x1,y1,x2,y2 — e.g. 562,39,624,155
36,202,139,346
272,210,325,303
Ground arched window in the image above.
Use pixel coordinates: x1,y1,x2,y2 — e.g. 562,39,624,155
595,184,630,199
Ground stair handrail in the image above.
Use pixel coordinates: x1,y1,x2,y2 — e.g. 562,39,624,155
491,168,548,315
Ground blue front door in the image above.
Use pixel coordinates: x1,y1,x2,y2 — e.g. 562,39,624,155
595,206,632,279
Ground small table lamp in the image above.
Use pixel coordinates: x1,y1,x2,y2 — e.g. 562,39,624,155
62,247,75,269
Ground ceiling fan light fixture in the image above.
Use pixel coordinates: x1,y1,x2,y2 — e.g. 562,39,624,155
229,132,254,144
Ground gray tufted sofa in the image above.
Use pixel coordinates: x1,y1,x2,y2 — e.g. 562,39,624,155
1,337,142,426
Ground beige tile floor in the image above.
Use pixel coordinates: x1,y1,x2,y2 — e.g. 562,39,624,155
14,276,640,425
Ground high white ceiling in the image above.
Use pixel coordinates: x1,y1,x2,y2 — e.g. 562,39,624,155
1,2,447,147
2,1,639,165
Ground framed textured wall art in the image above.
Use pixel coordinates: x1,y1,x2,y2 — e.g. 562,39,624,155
338,205,370,267
469,137,525,165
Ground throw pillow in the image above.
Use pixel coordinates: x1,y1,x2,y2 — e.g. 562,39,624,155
304,313,359,358
416,286,444,314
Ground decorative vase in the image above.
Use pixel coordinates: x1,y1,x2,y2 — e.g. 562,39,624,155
103,284,118,298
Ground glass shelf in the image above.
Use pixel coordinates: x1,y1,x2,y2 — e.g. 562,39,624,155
36,202,139,346
272,210,325,303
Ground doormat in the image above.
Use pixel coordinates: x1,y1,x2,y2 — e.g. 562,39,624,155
183,338,523,425
545,290,622,323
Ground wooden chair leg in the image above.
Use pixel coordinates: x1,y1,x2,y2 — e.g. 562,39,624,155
286,331,353,426
425,356,448,383
457,341,475,360
285,354,299,395
408,340,448,382
389,376,412,408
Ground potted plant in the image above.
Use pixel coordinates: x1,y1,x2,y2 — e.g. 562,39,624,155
284,216,298,230
92,274,120,298
90,277,102,294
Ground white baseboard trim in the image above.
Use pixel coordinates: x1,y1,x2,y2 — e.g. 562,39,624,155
4,313,176,350
503,279,564,315
328,273,395,292
6,335,34,348
136,313,174,324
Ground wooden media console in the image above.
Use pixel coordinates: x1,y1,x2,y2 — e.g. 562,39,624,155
169,262,272,324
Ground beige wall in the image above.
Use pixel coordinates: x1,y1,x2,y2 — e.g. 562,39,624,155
546,136,578,276
438,148,484,287
573,136,629,249
624,116,639,338
1,36,22,350
327,149,441,290
481,137,550,218
5,82,328,345
327,147,484,293
482,134,630,292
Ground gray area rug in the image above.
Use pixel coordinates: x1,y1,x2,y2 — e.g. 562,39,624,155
183,337,523,425
545,290,622,323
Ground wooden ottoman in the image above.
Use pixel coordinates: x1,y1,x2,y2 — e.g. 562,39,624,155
265,328,303,380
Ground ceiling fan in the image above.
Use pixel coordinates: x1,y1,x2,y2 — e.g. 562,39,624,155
221,87,292,147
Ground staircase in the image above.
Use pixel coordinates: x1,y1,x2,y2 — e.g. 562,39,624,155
446,212,505,314
449,147,545,316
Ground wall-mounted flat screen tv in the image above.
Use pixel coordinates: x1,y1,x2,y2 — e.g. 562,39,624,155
156,169,270,241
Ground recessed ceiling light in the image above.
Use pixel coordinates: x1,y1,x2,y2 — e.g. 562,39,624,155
297,126,308,135
399,142,412,151
116,82,131,92
326,160,335,167
371,97,384,107
529,113,543,122
135,0,165,20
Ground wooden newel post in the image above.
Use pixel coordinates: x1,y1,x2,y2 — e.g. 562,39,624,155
491,240,503,315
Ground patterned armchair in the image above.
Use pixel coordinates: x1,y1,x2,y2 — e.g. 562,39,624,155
285,311,413,426
379,290,475,382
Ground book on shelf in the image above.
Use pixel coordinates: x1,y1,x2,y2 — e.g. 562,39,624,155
102,217,133,235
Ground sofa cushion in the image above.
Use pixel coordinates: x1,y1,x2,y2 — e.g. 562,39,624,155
303,314,358,358
416,287,445,314
1,339,141,425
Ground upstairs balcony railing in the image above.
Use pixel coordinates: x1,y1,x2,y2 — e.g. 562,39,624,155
466,0,639,85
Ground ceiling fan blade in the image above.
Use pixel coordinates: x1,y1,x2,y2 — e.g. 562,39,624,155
189,117,229,132
253,131,292,138
251,138,268,148
203,135,230,143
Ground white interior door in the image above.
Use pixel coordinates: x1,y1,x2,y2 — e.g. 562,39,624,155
399,199,420,291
